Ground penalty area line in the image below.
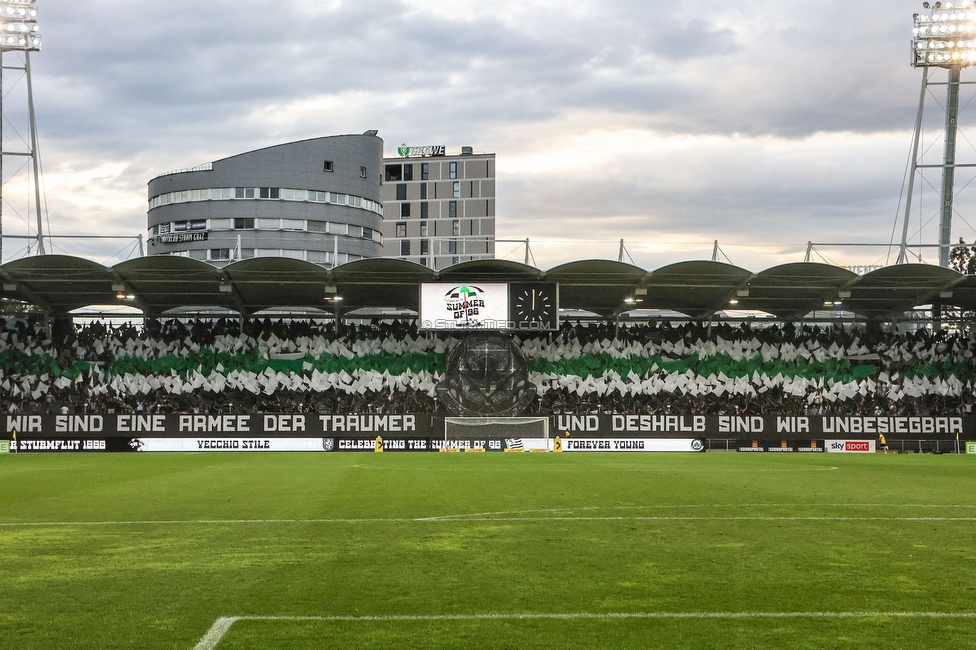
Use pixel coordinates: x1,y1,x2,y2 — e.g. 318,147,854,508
193,611,976,650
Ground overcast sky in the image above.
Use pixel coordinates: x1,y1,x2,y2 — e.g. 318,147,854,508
3,0,973,271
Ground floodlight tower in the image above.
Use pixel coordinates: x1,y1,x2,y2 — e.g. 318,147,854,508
899,1,976,267
0,0,43,261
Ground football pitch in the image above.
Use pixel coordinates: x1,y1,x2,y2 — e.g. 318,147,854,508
1,452,974,649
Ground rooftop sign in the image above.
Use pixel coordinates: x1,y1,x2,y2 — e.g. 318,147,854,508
397,144,446,158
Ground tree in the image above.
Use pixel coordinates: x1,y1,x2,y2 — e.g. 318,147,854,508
948,238,976,275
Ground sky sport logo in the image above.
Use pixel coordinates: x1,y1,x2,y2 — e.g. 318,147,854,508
828,440,873,453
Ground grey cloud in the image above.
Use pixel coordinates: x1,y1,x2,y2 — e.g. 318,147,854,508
7,0,958,267
37,0,744,143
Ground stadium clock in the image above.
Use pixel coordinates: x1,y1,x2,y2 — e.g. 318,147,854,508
509,283,558,330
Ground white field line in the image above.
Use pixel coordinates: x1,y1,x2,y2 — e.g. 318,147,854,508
415,503,976,520
193,611,976,650
5,514,976,527
5,503,976,528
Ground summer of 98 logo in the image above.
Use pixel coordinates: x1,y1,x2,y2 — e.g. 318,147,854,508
443,285,488,322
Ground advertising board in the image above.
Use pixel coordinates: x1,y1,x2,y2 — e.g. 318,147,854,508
825,440,876,453
9,438,125,452
736,440,825,453
967,442,976,455
558,438,705,453
133,438,328,452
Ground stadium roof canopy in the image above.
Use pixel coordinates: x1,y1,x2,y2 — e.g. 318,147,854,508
0,255,974,322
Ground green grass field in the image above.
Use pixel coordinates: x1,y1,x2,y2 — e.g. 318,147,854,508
1,451,975,649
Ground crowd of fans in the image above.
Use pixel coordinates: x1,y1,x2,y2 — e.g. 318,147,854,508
0,316,973,416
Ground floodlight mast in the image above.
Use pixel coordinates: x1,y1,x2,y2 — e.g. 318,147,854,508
0,0,43,262
900,1,976,267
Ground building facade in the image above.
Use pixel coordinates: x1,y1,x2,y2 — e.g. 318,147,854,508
380,145,495,269
147,134,384,267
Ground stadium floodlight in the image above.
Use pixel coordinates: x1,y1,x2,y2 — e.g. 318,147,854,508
0,0,41,51
899,1,976,268
0,0,44,261
912,2,976,67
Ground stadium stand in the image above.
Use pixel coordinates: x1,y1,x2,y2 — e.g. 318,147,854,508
0,317,973,416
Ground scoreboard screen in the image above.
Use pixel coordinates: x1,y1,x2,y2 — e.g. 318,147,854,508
419,283,558,331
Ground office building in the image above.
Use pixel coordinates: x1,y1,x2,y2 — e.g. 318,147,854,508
146,134,383,266
380,145,495,269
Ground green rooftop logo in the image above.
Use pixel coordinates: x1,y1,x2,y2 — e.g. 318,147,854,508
398,144,410,157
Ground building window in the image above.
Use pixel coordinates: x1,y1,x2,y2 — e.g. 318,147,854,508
235,187,255,199
400,240,411,256
449,161,457,179
449,201,457,218
453,181,460,198
419,257,427,267
360,166,367,178
401,203,411,218
420,222,427,237
403,164,413,181
210,249,231,261
396,222,406,238
259,187,280,199
420,183,427,200
234,218,254,229
396,184,407,201
449,239,458,254
452,256,460,265
323,160,333,172
420,239,429,255
421,163,429,180
385,164,402,182
420,202,428,218
452,220,460,236
158,223,171,234
363,227,373,240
